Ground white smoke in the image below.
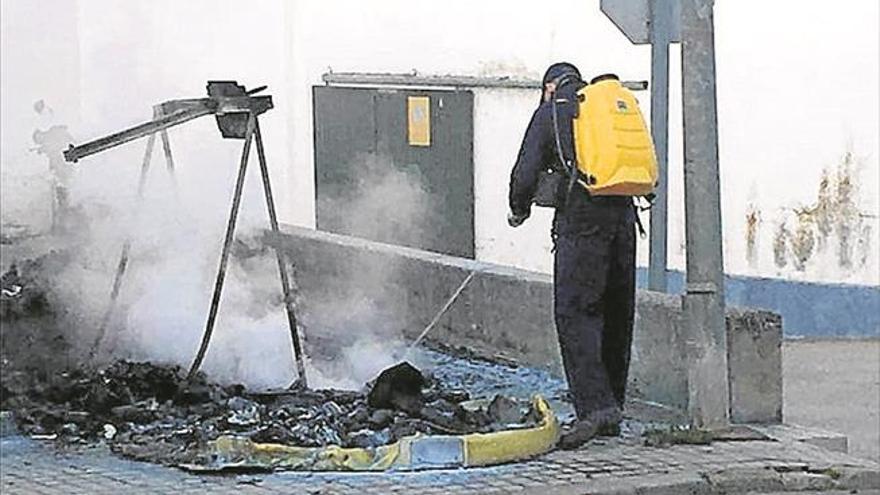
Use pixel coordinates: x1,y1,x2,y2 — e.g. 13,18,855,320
2,117,433,391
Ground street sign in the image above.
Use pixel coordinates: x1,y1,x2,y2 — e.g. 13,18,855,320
600,0,681,44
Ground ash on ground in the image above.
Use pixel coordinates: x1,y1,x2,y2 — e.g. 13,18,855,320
1,250,80,379
0,251,544,467
1,357,542,466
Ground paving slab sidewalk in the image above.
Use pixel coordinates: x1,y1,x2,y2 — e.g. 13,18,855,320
2,428,877,495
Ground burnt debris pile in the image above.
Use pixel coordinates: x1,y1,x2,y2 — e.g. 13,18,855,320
0,253,542,466
0,253,63,320
1,252,76,373
1,357,540,465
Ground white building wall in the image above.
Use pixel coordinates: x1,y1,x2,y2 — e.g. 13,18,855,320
282,0,653,272
3,0,876,285
712,0,880,284
282,0,879,285
473,88,556,273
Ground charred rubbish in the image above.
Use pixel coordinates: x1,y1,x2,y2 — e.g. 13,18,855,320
0,358,542,466
367,361,425,413
1,251,77,375
0,253,544,467
0,252,67,321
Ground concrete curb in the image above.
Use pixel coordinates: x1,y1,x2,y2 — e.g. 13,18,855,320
752,424,849,454
516,464,880,495
524,472,714,495
704,465,880,494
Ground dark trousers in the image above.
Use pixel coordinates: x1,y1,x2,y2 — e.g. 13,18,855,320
553,199,636,420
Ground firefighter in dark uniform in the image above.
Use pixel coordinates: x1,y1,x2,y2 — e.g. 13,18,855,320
507,62,636,449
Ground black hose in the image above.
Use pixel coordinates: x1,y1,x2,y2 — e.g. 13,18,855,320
550,94,579,210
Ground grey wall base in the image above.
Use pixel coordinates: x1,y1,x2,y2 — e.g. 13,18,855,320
635,269,880,338
272,225,782,424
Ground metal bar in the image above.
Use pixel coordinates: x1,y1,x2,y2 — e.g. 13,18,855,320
64,106,213,163
188,113,256,379
648,0,672,292
158,129,181,196
157,98,214,115
405,271,476,356
64,95,273,164
153,105,178,177
324,72,541,89
623,80,649,91
253,119,309,388
681,0,729,428
159,96,272,116
159,131,176,175
322,72,649,92
88,132,157,359
153,104,180,189
215,96,273,115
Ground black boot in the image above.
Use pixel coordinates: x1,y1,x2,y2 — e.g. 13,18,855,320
595,407,623,437
597,421,621,437
558,419,600,450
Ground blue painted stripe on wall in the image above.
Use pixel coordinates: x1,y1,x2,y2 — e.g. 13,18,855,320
635,269,880,338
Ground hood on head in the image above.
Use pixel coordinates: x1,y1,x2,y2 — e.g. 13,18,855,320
540,62,582,103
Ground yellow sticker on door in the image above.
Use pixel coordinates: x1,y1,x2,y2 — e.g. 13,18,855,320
407,96,431,147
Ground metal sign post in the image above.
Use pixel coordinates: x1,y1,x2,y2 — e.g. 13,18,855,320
680,0,729,428
601,0,679,292
647,0,677,293
602,0,729,427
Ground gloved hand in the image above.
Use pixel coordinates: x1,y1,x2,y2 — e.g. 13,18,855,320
507,210,529,228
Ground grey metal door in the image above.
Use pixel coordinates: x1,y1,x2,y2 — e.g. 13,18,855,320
313,86,474,258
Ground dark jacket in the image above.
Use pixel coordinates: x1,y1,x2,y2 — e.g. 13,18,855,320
508,81,632,230
508,81,581,217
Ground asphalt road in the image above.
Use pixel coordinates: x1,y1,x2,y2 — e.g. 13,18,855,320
783,339,880,463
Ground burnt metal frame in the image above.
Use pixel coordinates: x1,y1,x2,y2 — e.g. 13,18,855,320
64,86,308,386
